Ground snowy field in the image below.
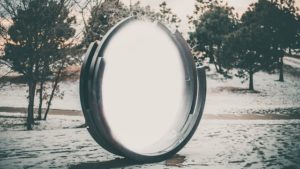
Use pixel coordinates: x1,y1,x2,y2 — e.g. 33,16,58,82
0,56,300,169
0,57,300,115
0,117,300,169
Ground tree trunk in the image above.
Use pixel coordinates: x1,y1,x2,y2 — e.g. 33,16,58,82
43,65,63,120
209,53,214,64
37,81,44,120
213,61,219,72
27,80,36,130
216,44,223,73
208,45,220,72
279,56,284,82
249,72,254,91
217,62,223,73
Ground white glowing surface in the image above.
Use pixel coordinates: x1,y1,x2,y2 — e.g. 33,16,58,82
101,20,188,154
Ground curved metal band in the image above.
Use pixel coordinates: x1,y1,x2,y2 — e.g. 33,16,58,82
79,16,207,162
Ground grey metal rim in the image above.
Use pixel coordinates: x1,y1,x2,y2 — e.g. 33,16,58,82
79,16,206,162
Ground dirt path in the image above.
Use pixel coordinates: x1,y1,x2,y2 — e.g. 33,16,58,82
0,107,82,116
1,106,300,121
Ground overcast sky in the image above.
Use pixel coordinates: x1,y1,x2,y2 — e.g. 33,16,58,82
122,0,300,16
122,0,256,17
120,0,300,35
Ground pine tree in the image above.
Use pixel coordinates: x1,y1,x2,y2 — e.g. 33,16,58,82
189,3,237,74
2,0,75,129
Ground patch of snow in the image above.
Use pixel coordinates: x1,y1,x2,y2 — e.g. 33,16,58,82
205,65,300,114
0,81,81,111
284,56,300,69
0,119,299,169
0,112,84,131
0,60,299,115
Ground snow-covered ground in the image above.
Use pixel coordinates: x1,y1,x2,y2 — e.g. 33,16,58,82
0,112,84,131
284,56,300,69
0,56,299,169
0,116,299,169
0,57,300,115
0,80,82,111
205,70,300,115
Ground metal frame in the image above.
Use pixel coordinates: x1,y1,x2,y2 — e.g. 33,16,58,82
80,16,206,162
